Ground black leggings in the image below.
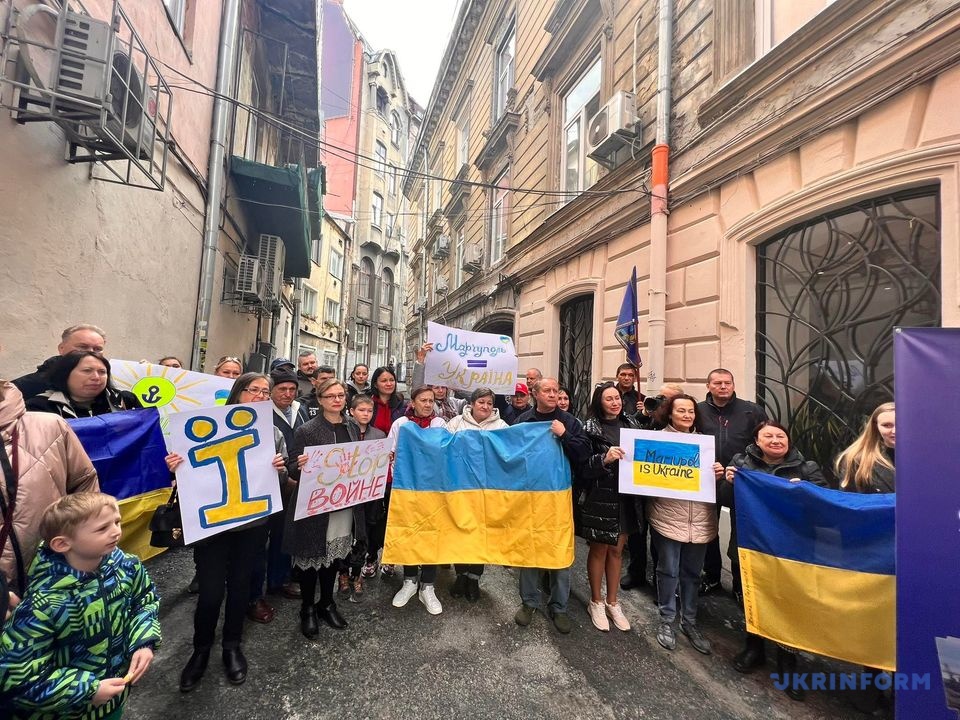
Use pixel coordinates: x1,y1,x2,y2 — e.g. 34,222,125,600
298,565,338,609
366,487,391,564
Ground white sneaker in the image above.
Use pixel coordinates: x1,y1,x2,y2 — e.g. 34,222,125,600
588,601,610,631
392,579,418,608
418,584,443,615
605,601,631,631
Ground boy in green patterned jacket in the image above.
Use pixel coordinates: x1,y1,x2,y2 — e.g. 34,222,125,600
0,493,161,719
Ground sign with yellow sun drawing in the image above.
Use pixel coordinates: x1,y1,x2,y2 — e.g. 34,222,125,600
110,360,233,431
165,403,284,544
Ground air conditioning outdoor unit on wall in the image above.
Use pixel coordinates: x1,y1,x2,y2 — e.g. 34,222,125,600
586,91,638,167
235,256,262,299
15,4,158,160
462,244,483,272
435,275,448,294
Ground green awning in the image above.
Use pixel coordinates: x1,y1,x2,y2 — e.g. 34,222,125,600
307,166,325,240
230,156,313,278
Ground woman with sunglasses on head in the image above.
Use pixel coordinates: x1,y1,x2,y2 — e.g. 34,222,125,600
388,386,446,615
284,379,367,639
171,372,289,692
576,382,641,632
646,394,723,656
363,366,408,578
212,356,243,379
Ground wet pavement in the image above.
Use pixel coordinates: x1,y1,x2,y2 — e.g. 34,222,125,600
125,534,892,720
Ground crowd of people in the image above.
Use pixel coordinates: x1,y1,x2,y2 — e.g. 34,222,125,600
0,324,897,717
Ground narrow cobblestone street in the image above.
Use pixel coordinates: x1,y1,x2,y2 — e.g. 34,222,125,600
125,541,890,720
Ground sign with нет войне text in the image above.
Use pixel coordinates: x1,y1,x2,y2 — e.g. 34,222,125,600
617,429,716,502
423,321,517,395
165,404,283,544
293,438,391,519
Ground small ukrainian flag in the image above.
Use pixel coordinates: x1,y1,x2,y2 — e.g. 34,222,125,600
735,469,896,671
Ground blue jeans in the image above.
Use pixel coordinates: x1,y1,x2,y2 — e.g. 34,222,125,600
651,528,707,626
519,567,571,614
249,511,290,600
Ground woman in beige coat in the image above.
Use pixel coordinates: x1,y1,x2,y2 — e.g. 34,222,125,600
646,393,722,656
0,380,98,609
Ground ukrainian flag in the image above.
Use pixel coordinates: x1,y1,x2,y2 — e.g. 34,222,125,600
735,469,896,670
383,422,574,569
69,409,172,561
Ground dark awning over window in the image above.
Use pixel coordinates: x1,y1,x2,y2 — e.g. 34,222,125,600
229,156,316,277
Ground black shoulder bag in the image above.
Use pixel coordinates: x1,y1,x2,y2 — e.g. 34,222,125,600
0,428,28,623
148,487,184,548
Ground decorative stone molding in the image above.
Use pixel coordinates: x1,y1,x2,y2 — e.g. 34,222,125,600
474,110,521,174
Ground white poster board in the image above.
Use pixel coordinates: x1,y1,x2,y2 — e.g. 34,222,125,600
293,438,391,520
617,429,716,502
110,359,233,431
166,404,283,544
423,321,518,395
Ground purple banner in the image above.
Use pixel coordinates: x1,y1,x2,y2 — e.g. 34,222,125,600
895,328,960,718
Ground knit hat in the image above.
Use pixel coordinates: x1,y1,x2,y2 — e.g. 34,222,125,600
270,368,298,388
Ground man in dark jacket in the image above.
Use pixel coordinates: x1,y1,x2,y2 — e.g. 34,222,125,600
696,369,767,596
296,352,318,398
513,377,590,635
615,363,644,416
12,324,106,401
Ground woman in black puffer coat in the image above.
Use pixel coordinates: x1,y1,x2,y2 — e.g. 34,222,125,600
576,382,640,633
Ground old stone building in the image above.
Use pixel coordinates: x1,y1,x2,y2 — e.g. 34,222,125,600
404,0,958,468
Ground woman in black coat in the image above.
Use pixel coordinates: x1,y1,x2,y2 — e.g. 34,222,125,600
25,351,141,418
724,420,826,701
576,381,640,633
284,379,367,639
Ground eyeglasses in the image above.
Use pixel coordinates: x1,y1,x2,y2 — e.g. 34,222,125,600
217,356,241,365
321,393,346,400
242,387,270,397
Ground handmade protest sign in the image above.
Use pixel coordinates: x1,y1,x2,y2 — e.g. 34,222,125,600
617,429,715,502
110,359,233,432
166,404,283,544
423,321,517,395
293,438,391,520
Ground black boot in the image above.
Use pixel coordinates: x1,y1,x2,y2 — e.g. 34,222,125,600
179,647,210,693
466,577,481,603
222,647,247,685
317,601,348,629
300,605,319,638
732,633,766,673
450,574,468,598
776,647,805,701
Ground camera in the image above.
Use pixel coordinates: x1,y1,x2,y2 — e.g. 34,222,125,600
643,395,666,414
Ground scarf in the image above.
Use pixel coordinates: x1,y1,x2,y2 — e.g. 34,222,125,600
404,405,436,428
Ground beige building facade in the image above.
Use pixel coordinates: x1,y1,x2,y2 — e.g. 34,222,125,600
406,0,957,470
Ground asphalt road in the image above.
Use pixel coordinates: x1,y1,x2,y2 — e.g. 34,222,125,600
124,519,891,720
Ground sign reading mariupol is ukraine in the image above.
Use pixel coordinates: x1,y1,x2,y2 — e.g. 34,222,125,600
166,404,283,544
293,439,391,519
617,429,716,502
423,321,518,395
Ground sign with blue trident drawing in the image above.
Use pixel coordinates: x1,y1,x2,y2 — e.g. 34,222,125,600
166,404,283,544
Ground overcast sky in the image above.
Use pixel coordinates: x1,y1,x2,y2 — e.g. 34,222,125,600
341,0,461,106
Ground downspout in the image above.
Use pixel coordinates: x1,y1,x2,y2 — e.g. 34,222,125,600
191,0,242,371
419,145,429,345
646,0,672,395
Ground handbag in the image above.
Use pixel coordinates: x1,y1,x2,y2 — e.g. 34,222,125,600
149,487,184,548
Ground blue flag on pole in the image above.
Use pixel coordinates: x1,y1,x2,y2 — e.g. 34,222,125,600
69,409,171,560
615,266,642,367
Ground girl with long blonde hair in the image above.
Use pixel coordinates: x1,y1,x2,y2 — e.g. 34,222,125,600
835,402,895,493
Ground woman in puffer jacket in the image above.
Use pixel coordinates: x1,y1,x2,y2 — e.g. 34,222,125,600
646,394,723,656
576,382,640,633
444,388,509,602
0,380,98,603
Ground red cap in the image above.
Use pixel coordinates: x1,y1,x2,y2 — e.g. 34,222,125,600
514,382,529,395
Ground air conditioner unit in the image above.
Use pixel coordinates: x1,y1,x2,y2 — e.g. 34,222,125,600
586,91,638,166
235,256,262,298
257,234,283,297
432,234,450,259
416,294,428,312
435,275,449,294
462,244,483,272
17,5,158,160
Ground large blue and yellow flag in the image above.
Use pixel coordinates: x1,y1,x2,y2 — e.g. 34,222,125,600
735,469,896,670
69,409,171,561
382,423,573,569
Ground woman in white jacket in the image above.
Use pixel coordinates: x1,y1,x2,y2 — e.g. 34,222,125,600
444,388,509,601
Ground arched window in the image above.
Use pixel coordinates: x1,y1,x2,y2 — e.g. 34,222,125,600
359,257,375,300
381,267,394,307
390,111,403,147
